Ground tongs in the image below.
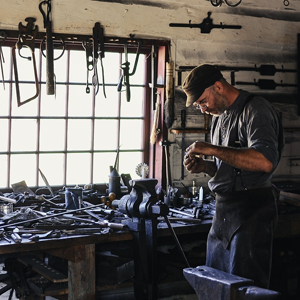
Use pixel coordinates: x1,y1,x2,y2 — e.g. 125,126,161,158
117,34,141,102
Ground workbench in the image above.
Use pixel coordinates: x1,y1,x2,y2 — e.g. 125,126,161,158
0,229,132,300
0,209,299,300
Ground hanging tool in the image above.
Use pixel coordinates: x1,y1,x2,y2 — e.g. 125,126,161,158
164,60,174,129
12,17,39,106
169,12,242,34
210,0,242,7
181,109,186,180
117,34,141,102
92,22,106,98
159,139,175,193
150,92,160,144
82,37,94,94
150,42,157,110
0,31,7,90
39,0,55,95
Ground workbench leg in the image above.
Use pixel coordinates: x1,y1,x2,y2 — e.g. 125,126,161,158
68,244,95,300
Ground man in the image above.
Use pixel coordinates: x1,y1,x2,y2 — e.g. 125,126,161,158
182,64,284,288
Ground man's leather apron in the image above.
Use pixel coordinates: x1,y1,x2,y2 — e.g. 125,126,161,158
206,187,278,288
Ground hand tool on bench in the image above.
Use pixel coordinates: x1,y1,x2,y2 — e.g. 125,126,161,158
0,203,113,229
29,230,61,241
0,229,11,243
11,228,22,243
0,195,17,204
39,0,55,95
61,214,126,230
12,17,39,106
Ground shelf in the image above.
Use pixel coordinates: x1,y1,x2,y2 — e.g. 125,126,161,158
170,127,299,134
170,128,210,134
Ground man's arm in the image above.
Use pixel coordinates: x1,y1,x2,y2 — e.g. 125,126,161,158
186,141,273,173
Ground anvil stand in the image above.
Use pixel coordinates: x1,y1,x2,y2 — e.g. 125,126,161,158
115,178,189,300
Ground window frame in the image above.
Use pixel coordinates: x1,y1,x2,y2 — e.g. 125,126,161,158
0,30,169,189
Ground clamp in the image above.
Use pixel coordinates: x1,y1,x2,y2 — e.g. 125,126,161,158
113,178,190,299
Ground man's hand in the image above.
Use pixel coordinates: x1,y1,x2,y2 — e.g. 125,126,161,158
183,153,205,174
185,141,213,157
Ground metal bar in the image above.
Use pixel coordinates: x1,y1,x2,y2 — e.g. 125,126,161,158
164,215,190,268
0,203,105,229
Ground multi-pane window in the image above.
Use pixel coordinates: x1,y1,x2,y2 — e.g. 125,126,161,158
0,42,150,189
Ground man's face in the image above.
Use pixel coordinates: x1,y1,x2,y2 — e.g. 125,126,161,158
192,84,228,116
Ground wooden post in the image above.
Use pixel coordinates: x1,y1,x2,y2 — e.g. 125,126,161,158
68,244,95,300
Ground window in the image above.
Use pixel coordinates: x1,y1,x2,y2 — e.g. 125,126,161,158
0,39,153,189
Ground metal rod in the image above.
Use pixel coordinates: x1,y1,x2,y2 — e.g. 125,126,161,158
0,203,105,229
164,215,190,268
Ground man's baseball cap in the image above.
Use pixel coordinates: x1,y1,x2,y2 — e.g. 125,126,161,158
182,64,223,107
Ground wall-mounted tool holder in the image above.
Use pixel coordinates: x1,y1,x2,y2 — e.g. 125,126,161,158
177,64,297,86
169,12,242,34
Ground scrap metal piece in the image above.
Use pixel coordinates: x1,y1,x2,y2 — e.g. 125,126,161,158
39,169,54,197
